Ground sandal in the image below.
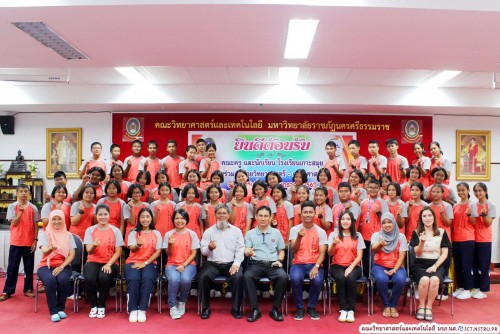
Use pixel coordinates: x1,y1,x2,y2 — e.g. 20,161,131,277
38,285,46,293
24,290,35,298
424,309,433,321
416,307,426,320
0,293,11,302
382,307,391,317
390,308,399,318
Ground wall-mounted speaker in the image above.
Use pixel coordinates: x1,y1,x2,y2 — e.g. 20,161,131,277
0,116,15,135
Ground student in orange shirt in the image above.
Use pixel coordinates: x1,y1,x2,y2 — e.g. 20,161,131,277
205,170,228,204
471,183,496,299
316,167,340,208
70,185,96,240
378,173,392,201
367,140,387,177
135,170,151,203
164,209,200,319
370,213,408,318
124,184,149,246
328,211,364,323
400,166,421,202
179,169,204,204
289,201,328,320
199,143,219,189
426,167,457,206
123,140,144,183
323,140,346,190
36,210,76,322
83,204,124,319
313,186,333,235
386,182,407,234
109,144,123,167
150,170,178,203
292,186,311,227
346,139,368,177
332,182,361,232
125,207,161,323
73,167,105,204
348,169,366,205
0,184,40,301
44,171,73,204
228,169,253,203
228,183,254,236
110,164,131,202
452,182,478,300
79,142,110,180
204,184,224,229
265,171,282,197
139,140,162,191
97,180,127,235
175,184,206,239
411,142,431,187
250,180,277,228
179,145,199,184
162,139,185,195
428,141,452,185
385,138,409,184
195,138,207,164
286,169,309,205
271,184,294,246
41,185,71,230
405,182,427,242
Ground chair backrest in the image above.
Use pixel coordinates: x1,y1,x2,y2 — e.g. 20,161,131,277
71,234,84,273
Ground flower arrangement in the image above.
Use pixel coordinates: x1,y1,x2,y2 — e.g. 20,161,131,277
28,160,39,172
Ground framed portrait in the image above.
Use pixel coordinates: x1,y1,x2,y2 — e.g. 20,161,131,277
46,128,82,179
456,130,490,181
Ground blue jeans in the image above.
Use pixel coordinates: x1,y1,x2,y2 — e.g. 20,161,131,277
124,263,159,311
37,266,72,315
372,264,406,308
166,264,197,307
290,264,324,309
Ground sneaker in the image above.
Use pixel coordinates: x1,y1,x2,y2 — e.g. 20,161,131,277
225,292,232,299
57,311,67,319
346,310,355,323
51,314,61,322
306,308,320,320
262,291,270,299
452,288,464,297
294,308,304,321
457,290,471,300
214,291,222,298
414,291,419,300
89,307,98,318
129,310,138,323
67,294,81,300
97,308,105,319
178,302,186,316
170,306,181,320
470,288,479,297
109,287,116,297
190,289,198,297
210,289,215,297
338,310,347,322
137,310,146,322
472,291,487,299
302,291,309,300
438,294,448,301
317,293,323,301
269,290,275,296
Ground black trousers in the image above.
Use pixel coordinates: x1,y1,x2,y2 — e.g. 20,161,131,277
243,260,287,310
83,262,119,308
3,245,34,295
331,264,362,312
198,261,243,311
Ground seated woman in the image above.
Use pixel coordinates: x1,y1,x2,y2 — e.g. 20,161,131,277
83,204,124,319
163,209,200,319
327,211,364,323
125,207,161,323
410,207,450,321
371,213,408,318
37,210,76,322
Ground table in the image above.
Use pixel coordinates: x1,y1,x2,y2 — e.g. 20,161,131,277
0,230,43,274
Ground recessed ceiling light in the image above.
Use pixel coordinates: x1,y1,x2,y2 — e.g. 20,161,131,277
115,67,151,85
12,22,89,60
420,70,462,87
279,67,300,85
284,19,319,59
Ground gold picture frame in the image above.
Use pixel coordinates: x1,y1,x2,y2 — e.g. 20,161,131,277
46,128,82,179
456,130,490,181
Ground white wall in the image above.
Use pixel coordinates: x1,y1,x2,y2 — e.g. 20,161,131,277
434,114,500,263
0,112,112,192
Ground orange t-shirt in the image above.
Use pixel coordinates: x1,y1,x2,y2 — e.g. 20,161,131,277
124,156,144,183
151,200,176,237
293,204,302,226
85,225,124,264
205,203,218,228
70,202,95,240
324,158,345,190
229,203,252,235
199,158,220,189
330,235,361,267
405,202,426,241
274,201,294,243
452,201,476,242
429,202,452,239
358,198,386,241
175,202,204,239
141,158,162,190
125,203,149,245
290,224,327,265
126,230,161,264
475,202,496,242
8,203,39,247
163,155,184,188
386,156,408,184
98,199,124,230
163,229,200,266
372,239,405,268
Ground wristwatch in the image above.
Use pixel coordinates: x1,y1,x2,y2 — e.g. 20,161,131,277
144,261,148,265
315,264,320,268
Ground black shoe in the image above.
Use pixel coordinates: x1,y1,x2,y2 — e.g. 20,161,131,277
201,308,211,319
294,308,304,321
247,308,262,322
306,308,320,320
269,308,284,321
231,308,243,319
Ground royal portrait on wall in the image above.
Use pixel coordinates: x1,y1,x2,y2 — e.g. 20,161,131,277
46,128,82,178
456,130,490,181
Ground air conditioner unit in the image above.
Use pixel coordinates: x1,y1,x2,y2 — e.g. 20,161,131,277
0,74,69,83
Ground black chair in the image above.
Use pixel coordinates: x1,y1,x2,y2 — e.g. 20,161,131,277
35,233,84,313
285,244,327,316
74,247,124,313
326,255,370,316
368,247,413,316
408,246,453,316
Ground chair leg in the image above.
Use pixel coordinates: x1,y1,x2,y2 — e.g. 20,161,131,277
450,283,454,316
35,280,38,313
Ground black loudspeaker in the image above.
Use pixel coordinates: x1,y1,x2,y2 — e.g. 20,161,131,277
0,116,14,135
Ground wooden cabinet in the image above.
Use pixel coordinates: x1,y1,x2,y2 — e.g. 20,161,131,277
0,172,44,224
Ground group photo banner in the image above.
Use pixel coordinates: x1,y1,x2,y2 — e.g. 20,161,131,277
112,113,433,185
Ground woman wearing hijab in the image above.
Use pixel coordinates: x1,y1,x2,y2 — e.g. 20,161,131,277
37,210,76,322
371,212,408,318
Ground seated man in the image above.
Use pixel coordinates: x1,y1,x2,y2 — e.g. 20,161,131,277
289,201,327,320
199,204,244,319
243,206,287,322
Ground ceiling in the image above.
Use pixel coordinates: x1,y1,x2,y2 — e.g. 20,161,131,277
2,0,500,115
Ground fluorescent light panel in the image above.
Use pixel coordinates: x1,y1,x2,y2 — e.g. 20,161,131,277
284,19,319,59
115,67,151,85
420,70,461,87
279,67,300,85
12,22,89,60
